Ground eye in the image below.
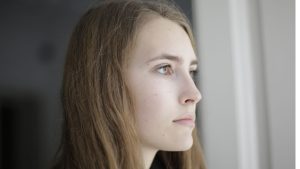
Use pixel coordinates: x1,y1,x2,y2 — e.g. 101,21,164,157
189,69,198,79
157,64,174,75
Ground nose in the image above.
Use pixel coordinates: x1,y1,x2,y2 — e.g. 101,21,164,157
179,79,202,105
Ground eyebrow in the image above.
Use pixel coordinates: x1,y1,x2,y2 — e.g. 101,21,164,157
146,54,198,66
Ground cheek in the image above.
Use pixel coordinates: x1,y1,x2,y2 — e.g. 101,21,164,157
126,73,194,151
134,89,170,123
132,75,174,111
132,79,175,127
134,89,174,144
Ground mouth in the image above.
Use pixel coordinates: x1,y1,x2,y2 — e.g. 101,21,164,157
172,118,195,127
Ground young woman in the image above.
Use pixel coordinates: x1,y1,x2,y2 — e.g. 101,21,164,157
53,0,206,169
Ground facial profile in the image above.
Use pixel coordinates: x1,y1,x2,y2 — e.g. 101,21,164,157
125,16,202,154
55,1,207,169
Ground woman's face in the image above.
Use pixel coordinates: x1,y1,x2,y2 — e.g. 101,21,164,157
126,17,202,152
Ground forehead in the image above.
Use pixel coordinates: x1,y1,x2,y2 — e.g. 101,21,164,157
130,16,197,64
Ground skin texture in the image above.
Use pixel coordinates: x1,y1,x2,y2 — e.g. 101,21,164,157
125,16,202,169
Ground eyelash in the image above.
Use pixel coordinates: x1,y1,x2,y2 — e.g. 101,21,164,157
157,64,174,75
190,69,198,78
156,64,198,78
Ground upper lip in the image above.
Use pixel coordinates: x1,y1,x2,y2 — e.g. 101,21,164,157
173,114,195,122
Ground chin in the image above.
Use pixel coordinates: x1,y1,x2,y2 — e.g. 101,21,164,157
176,132,194,151
177,138,194,151
161,137,194,152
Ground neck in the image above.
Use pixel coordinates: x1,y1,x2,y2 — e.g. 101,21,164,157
141,145,158,169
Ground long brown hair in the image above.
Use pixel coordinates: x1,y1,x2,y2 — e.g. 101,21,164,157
53,0,206,169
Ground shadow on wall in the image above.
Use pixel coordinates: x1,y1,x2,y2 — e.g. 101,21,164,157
1,93,41,169
0,1,93,168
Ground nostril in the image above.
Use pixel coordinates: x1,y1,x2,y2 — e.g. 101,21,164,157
185,99,195,103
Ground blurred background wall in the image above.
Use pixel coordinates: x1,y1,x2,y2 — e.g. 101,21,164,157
0,0,294,169
193,0,294,169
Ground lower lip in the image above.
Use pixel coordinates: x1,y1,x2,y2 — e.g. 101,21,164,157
173,119,195,127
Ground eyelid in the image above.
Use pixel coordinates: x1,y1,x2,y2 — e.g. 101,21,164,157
190,69,198,75
154,63,174,75
189,68,199,81
190,64,198,70
152,63,198,78
190,64,198,72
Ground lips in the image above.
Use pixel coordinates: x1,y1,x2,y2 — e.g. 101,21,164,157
173,115,195,127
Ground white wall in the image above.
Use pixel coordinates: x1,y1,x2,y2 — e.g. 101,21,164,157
192,0,294,169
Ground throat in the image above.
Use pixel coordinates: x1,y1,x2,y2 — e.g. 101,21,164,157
140,145,158,169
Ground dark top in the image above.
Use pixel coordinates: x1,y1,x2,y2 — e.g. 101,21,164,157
150,156,164,169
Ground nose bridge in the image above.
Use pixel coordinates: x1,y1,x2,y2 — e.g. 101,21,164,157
178,72,202,104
